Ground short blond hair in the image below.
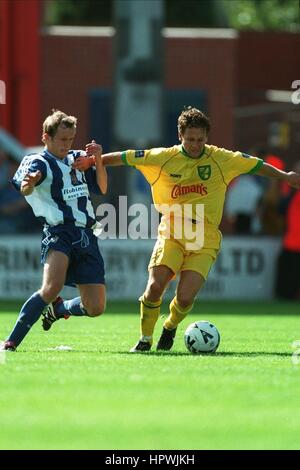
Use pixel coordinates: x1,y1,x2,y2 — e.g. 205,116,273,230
43,109,77,137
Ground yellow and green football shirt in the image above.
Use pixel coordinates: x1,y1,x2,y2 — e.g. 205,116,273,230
121,144,263,249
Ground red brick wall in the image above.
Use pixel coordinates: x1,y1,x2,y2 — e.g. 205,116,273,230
165,37,237,149
41,32,237,149
41,30,300,155
236,32,300,164
238,31,300,93
41,35,112,148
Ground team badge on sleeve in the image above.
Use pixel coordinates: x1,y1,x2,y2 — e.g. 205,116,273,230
135,150,145,158
198,165,211,181
12,156,34,185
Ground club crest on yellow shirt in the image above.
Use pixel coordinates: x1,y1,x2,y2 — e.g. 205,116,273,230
198,165,211,180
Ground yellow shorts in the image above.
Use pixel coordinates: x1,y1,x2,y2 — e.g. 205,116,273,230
148,237,218,280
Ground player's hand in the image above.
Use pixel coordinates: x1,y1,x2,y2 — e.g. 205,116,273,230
72,156,95,171
86,140,102,159
23,171,42,187
286,171,300,189
21,171,42,195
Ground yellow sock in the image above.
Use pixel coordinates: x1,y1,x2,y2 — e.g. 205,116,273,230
139,295,162,342
164,297,193,330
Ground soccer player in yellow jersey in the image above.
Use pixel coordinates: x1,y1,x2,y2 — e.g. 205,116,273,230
74,107,300,352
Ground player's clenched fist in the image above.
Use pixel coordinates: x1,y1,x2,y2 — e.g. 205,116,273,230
286,171,300,189
72,140,103,171
86,139,102,158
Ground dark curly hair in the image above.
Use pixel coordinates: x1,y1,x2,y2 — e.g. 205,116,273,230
178,106,210,135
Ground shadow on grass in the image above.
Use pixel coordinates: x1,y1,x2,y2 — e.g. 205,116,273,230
16,349,292,358
113,350,292,358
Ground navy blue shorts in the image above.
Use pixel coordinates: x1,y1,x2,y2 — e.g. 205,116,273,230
41,225,105,287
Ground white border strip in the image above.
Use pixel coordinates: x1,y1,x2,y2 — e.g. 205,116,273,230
42,25,238,40
266,89,293,103
163,27,238,39
42,26,115,37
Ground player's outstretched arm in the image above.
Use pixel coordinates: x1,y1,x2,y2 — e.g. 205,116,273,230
101,152,124,166
72,140,125,171
86,140,124,166
20,171,42,196
93,145,108,194
256,162,300,189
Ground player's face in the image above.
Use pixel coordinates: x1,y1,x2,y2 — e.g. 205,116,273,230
44,125,76,159
179,127,208,158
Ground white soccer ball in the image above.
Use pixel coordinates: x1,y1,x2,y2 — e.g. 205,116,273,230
184,321,220,354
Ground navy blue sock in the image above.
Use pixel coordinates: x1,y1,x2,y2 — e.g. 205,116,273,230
56,297,87,317
8,292,48,346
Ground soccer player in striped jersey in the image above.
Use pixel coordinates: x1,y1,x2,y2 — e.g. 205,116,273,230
1,110,107,351
74,106,300,353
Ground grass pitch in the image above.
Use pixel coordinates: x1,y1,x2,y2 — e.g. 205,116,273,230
0,300,300,450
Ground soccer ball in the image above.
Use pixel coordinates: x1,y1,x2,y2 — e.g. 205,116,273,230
184,321,220,354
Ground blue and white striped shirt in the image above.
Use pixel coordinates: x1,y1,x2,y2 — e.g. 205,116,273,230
12,149,100,229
